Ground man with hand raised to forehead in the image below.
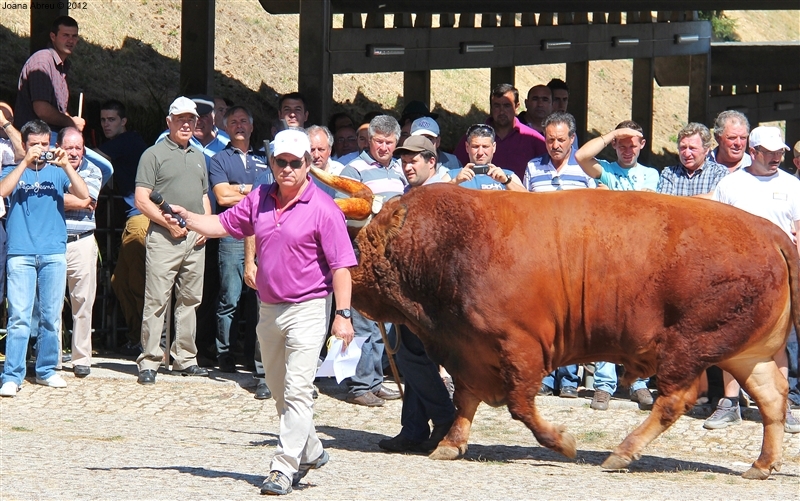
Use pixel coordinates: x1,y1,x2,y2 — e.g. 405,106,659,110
0,119,89,397
134,97,212,385
158,128,356,495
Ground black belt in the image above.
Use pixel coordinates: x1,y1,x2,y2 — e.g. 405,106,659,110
67,230,94,243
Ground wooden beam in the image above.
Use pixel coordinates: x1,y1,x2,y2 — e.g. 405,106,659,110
404,71,431,107
632,58,655,163
566,61,589,141
180,0,215,96
299,0,332,126
688,52,710,124
491,68,515,91
260,1,800,13
30,2,69,55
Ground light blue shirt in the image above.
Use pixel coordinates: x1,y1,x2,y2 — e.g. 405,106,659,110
597,159,659,192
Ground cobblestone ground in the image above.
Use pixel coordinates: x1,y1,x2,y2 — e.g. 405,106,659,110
1,355,798,500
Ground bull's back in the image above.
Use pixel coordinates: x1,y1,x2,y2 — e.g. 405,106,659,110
393,186,793,370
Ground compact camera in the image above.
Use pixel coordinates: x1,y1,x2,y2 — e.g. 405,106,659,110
39,151,55,162
472,165,490,175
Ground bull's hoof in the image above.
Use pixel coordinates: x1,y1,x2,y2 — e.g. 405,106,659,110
559,431,577,459
742,466,773,480
601,453,631,471
429,444,463,460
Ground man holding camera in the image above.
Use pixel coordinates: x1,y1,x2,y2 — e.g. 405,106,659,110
450,124,523,191
0,119,89,397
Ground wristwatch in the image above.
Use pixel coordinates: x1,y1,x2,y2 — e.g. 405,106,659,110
238,183,246,195
335,308,352,319
502,175,512,185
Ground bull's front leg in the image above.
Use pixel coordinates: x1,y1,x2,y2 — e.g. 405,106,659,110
429,383,481,460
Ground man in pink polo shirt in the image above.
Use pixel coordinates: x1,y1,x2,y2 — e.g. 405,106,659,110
162,129,356,496
455,83,546,179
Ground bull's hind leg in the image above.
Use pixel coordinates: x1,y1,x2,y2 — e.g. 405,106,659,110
718,357,787,480
429,384,481,460
601,373,700,470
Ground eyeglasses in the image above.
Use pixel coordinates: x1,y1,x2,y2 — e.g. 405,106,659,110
273,158,305,169
467,124,495,135
551,175,563,191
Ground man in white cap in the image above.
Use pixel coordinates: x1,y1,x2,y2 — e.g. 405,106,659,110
158,128,356,495
133,96,212,384
706,126,800,433
409,116,462,171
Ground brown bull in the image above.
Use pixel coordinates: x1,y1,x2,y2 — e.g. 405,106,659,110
317,169,797,480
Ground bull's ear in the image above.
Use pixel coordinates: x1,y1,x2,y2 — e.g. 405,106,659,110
384,204,408,243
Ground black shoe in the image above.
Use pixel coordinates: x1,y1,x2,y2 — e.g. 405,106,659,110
412,421,453,453
137,369,157,385
217,356,237,373
73,365,91,378
255,381,272,400
118,341,142,356
559,386,579,398
173,365,208,377
538,384,554,396
378,434,423,453
62,353,72,364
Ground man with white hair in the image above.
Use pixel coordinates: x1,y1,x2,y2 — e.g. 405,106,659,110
710,110,751,172
133,96,212,385
306,125,344,198
707,126,800,433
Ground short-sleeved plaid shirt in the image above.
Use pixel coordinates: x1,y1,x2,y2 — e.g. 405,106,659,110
656,160,728,197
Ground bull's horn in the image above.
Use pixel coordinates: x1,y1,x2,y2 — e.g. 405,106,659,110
310,165,374,220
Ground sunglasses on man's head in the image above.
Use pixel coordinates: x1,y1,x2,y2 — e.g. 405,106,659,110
467,124,494,135
274,158,305,169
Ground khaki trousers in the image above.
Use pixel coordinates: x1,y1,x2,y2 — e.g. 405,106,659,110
137,224,205,371
259,296,331,477
111,214,149,344
66,235,98,367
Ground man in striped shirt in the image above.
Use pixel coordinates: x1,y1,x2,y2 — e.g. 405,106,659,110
523,112,595,193
57,127,104,378
338,115,405,406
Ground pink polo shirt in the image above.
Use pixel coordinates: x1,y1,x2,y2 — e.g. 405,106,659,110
455,117,546,179
219,179,356,304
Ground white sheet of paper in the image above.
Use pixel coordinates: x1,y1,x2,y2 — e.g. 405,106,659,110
315,337,366,383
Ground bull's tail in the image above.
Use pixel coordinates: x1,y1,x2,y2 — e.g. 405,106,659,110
779,239,800,338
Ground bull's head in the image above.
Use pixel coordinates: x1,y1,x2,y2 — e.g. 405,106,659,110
310,167,410,325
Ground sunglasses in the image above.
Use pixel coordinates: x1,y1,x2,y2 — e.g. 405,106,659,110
551,175,563,191
467,124,495,135
273,158,305,169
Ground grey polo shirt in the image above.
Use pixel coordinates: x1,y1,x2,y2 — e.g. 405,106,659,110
135,135,208,214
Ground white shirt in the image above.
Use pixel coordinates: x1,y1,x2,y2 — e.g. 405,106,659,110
713,168,800,241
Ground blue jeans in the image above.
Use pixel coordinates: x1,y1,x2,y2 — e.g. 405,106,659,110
395,326,455,441
2,254,66,385
594,361,649,394
215,236,257,359
542,365,580,390
787,326,799,405
346,308,389,396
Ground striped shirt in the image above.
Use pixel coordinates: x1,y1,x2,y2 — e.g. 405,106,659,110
523,155,596,192
339,150,406,198
65,158,103,235
656,160,728,197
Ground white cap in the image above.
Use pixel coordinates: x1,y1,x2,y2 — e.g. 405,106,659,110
410,117,440,138
749,126,789,152
168,96,199,117
272,129,310,158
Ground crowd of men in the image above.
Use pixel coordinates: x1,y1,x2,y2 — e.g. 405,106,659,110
1,15,800,496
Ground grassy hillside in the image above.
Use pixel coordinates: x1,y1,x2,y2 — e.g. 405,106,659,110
0,3,797,166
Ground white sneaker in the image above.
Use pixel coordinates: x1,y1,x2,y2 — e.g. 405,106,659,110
35,374,67,388
0,381,19,397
